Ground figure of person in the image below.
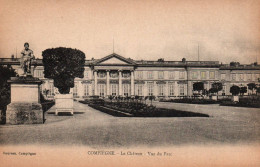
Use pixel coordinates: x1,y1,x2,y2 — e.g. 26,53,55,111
20,42,35,75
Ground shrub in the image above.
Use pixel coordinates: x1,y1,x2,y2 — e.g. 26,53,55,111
0,65,17,124
212,82,223,93
193,82,204,94
230,85,240,95
247,83,256,95
42,47,85,94
209,88,218,95
210,82,223,99
257,87,260,95
239,86,247,95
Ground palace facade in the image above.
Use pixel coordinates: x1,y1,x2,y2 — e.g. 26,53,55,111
1,53,260,99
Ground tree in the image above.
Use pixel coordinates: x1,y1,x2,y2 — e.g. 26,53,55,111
247,83,256,95
212,82,223,94
0,65,17,123
239,86,247,96
108,95,114,103
125,95,131,105
193,82,204,94
211,82,223,99
148,95,156,106
230,85,240,96
202,89,209,98
0,65,17,106
256,86,260,95
42,47,85,94
134,95,139,102
144,96,149,104
209,88,218,95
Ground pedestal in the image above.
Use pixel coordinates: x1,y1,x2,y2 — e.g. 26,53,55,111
210,95,217,101
231,96,239,102
55,94,74,115
6,76,43,124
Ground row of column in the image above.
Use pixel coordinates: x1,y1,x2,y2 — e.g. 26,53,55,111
94,70,134,96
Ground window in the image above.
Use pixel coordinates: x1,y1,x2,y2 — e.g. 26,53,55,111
201,71,206,79
73,83,78,96
136,71,143,79
85,71,89,78
84,84,89,96
147,71,153,79
239,74,244,81
247,73,252,81
137,84,143,96
123,84,130,96
179,84,184,96
40,85,43,93
122,72,130,78
255,74,260,81
209,71,215,79
169,71,175,79
252,74,256,81
169,83,174,96
220,73,226,80
231,74,236,81
158,71,164,79
34,69,43,78
49,83,54,96
179,71,185,79
111,84,118,96
98,71,106,78
147,83,154,96
98,84,105,97
222,85,226,95
110,71,118,78
158,84,164,96
191,71,198,79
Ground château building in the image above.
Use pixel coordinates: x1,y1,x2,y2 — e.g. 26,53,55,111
1,53,260,99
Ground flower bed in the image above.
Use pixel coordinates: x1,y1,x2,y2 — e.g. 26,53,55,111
79,99,104,105
81,99,209,117
160,98,218,104
88,104,132,117
220,100,260,108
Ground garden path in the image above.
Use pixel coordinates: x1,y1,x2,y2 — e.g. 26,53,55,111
0,101,259,148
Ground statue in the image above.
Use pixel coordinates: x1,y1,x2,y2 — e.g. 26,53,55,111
20,42,35,76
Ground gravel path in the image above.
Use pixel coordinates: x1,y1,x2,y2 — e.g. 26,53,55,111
0,101,259,148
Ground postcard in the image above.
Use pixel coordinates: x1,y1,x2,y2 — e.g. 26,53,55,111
0,0,259,166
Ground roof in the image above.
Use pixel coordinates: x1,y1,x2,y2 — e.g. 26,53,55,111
220,64,260,70
1,55,259,69
93,53,136,65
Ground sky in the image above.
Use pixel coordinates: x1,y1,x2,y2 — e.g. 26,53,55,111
0,0,260,64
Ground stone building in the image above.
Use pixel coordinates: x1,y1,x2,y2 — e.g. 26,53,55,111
1,53,259,99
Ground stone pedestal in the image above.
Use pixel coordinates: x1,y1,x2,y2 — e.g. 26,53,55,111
6,76,43,124
231,96,239,102
55,94,74,115
210,95,218,101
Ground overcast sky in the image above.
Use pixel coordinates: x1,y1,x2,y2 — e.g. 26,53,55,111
0,0,259,64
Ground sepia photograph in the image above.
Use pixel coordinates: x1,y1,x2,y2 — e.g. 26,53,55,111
0,0,260,166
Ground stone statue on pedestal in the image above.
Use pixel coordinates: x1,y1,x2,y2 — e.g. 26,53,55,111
20,42,35,76
5,42,43,124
